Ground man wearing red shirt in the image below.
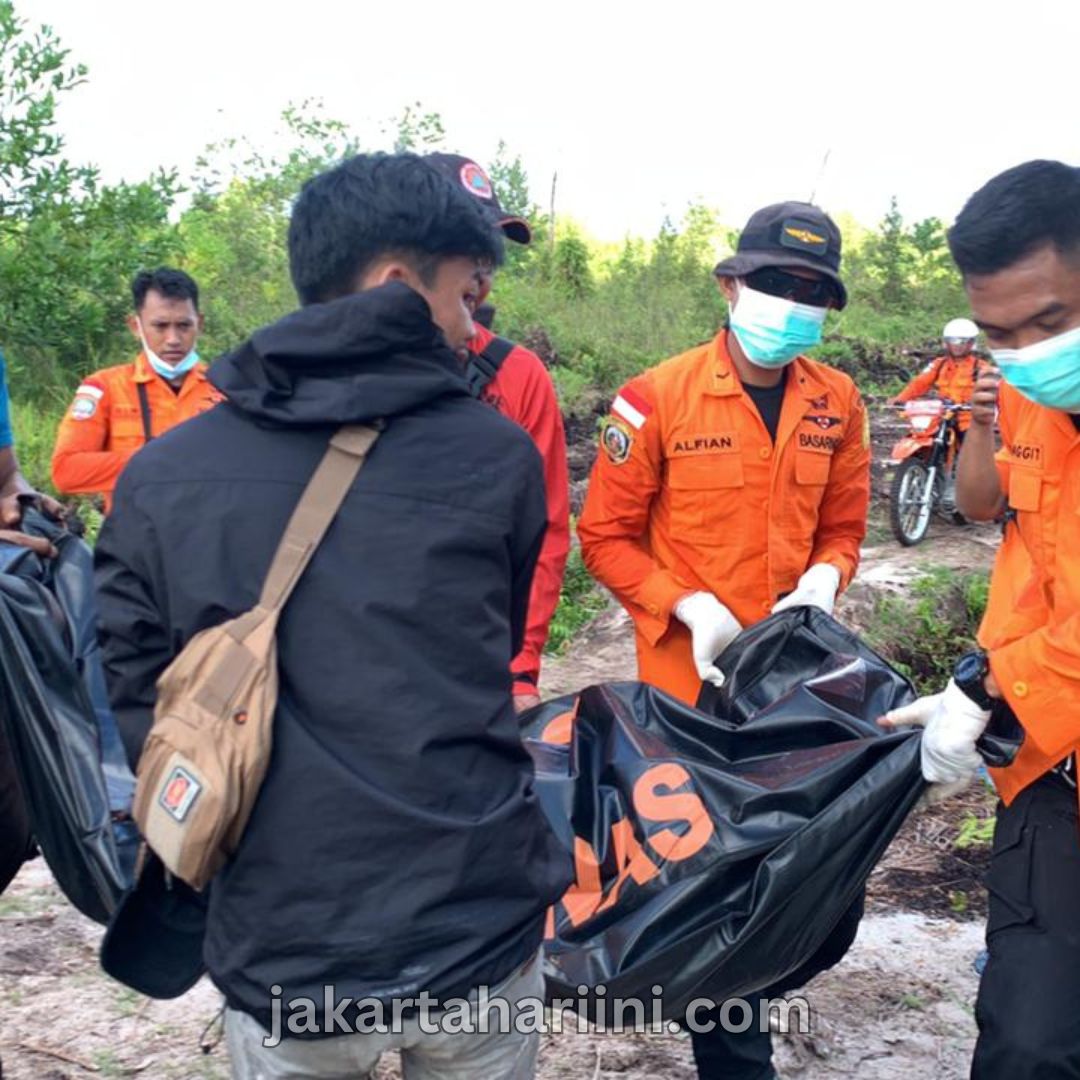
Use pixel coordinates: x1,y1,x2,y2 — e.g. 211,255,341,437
425,154,571,711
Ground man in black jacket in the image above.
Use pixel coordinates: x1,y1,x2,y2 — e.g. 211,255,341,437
95,153,572,1079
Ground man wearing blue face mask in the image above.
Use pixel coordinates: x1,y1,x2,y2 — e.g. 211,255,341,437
579,202,870,1079
881,160,1080,1080
580,201,870,703
52,268,222,514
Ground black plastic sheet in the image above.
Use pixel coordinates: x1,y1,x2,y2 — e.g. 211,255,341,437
523,607,924,1018
0,511,134,922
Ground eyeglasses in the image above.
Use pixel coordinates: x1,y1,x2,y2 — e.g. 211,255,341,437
744,267,837,308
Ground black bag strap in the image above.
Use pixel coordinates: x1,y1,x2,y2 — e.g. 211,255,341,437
465,337,515,398
136,383,154,443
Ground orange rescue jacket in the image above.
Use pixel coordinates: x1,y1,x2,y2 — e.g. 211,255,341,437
51,353,223,512
578,331,871,704
896,354,981,430
467,325,571,697
978,383,1080,804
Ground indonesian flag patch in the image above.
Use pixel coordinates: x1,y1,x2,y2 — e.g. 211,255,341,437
611,387,652,430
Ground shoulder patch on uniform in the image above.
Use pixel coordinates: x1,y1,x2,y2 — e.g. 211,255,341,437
601,417,633,465
70,394,99,420
75,382,105,400
611,386,652,430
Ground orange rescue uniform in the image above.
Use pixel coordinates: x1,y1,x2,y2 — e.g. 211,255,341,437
578,331,871,704
978,382,1080,804
52,353,222,513
895,354,981,430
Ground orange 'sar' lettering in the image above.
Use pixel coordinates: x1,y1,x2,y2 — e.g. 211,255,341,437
633,763,715,862
560,836,604,927
595,818,662,914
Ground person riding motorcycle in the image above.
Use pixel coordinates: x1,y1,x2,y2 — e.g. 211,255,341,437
891,317,981,431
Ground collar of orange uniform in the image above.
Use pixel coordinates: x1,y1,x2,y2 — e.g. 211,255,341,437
705,330,829,402
133,351,209,388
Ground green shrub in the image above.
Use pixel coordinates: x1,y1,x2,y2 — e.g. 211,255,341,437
546,544,605,655
865,566,990,693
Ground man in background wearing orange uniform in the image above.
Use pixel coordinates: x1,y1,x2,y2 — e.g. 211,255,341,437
892,316,982,431
425,153,570,712
52,268,221,513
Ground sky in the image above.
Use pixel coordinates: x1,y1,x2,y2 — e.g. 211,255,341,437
14,0,1080,242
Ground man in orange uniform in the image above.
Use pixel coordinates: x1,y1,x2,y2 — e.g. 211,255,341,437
578,201,870,1079
580,201,870,704
892,316,982,431
882,160,1080,1080
52,268,221,512
425,153,571,712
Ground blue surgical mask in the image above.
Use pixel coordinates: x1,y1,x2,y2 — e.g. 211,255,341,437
138,319,200,382
729,284,828,368
991,324,1080,411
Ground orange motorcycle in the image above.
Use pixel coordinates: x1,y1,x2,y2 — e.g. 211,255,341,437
887,398,971,546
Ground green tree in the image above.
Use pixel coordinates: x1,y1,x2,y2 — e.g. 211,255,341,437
183,102,360,353
487,141,531,219
865,196,915,309
552,228,593,297
0,2,179,394
0,0,89,222
387,102,446,153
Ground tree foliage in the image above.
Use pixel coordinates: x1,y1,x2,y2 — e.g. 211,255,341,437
0,0,971,423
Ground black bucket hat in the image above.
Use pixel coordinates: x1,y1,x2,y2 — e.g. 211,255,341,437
713,201,847,309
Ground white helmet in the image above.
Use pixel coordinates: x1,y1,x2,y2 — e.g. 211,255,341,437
943,317,978,341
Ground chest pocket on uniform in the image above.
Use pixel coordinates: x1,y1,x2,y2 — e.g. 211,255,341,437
795,450,832,487
110,405,145,450
666,454,745,542
1008,469,1042,512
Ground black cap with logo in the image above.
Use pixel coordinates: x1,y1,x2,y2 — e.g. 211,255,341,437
713,201,847,309
424,153,532,245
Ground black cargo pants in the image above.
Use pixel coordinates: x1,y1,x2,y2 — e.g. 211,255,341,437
973,771,1080,1079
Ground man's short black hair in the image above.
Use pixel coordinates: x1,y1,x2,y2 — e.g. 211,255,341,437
131,267,200,312
288,152,505,306
948,160,1080,276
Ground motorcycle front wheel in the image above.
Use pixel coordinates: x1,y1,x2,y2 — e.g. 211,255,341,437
889,457,935,546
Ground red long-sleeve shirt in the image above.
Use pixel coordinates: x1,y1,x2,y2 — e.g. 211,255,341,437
468,325,571,696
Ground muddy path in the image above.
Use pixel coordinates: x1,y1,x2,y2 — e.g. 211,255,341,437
0,408,1002,1079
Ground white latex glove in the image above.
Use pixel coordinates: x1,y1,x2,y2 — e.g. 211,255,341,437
771,563,842,616
674,592,742,688
880,679,991,785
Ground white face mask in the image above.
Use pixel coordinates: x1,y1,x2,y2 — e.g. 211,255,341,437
729,284,828,368
137,318,200,381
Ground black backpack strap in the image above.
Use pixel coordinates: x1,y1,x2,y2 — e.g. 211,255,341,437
465,337,515,398
136,383,154,443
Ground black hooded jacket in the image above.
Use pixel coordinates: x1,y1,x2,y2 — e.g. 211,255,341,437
95,284,573,1028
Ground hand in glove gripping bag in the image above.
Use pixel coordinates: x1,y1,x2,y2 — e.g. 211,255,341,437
879,679,990,799
772,563,842,616
674,592,742,688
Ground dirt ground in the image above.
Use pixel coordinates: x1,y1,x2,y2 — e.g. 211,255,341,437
0,406,1003,1079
